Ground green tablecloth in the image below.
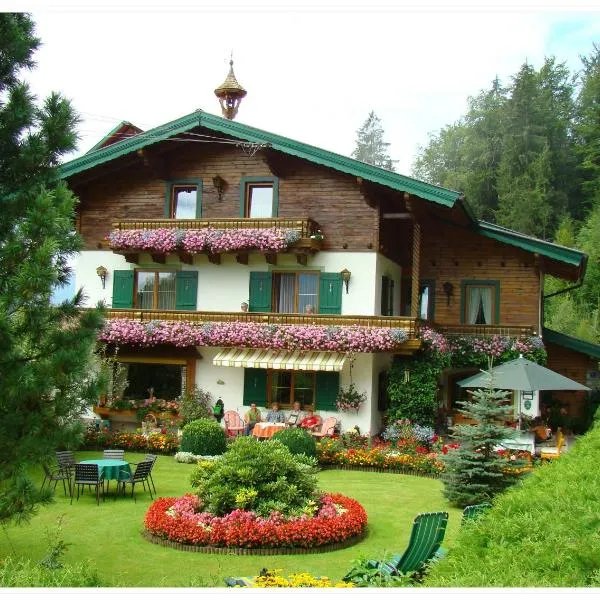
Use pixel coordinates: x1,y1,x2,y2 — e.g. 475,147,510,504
80,459,131,481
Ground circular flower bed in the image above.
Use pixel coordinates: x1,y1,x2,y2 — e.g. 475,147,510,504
144,492,367,551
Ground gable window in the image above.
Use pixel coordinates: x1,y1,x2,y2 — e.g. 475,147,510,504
135,271,177,309
272,272,319,313
400,278,435,320
269,370,315,409
461,281,500,325
165,180,201,219
240,177,279,218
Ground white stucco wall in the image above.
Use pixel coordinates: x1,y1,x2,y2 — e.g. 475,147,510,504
74,250,396,316
375,254,403,316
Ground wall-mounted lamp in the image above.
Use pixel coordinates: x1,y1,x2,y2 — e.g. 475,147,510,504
442,281,454,306
340,268,352,294
212,175,228,201
96,265,108,289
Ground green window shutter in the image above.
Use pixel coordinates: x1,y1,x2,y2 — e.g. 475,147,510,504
112,270,134,308
243,368,267,406
175,271,198,310
318,273,342,315
249,272,272,312
315,371,340,412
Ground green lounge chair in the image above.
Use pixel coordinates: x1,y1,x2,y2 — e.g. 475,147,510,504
462,502,491,522
344,511,449,580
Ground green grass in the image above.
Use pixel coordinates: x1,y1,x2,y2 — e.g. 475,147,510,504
0,451,462,587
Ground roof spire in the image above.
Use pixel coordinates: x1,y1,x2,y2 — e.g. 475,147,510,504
214,56,247,120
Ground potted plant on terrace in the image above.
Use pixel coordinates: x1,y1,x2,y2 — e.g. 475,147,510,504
336,384,367,414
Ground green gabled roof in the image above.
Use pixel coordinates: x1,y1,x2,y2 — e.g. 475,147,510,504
477,221,587,269
60,109,461,207
543,328,600,359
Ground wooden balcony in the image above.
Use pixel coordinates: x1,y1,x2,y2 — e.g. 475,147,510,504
435,324,537,338
103,309,422,354
108,217,323,266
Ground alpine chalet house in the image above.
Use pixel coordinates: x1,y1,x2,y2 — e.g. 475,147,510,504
61,62,598,435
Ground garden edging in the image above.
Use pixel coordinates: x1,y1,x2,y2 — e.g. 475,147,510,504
142,528,367,555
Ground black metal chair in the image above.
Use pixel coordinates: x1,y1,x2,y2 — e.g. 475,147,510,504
116,460,153,502
41,463,72,496
103,449,125,460
55,450,77,476
131,454,157,493
71,463,105,506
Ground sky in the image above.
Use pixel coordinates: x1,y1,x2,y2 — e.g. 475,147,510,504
16,1,600,177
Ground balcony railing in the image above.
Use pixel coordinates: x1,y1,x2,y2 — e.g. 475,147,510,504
435,324,537,338
111,217,321,239
104,308,420,338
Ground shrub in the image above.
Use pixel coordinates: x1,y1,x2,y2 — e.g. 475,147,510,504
0,557,102,587
180,418,227,456
190,436,318,517
424,421,600,587
178,386,213,425
272,427,317,457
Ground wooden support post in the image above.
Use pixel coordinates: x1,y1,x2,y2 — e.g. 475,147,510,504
411,222,421,318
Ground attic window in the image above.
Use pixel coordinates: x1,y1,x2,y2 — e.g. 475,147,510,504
245,183,273,218
171,185,198,219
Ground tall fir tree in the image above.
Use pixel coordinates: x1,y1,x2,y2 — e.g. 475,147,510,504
0,13,104,525
442,363,525,507
352,111,396,170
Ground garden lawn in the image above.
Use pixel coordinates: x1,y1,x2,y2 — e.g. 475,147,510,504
0,451,462,587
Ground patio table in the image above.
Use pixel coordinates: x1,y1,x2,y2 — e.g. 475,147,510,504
252,423,286,439
497,432,535,454
79,459,131,482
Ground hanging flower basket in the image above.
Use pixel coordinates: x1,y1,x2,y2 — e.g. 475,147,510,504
335,384,367,413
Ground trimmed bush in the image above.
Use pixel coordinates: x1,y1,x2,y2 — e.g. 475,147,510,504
0,558,102,587
272,427,317,457
424,421,600,587
190,436,318,517
180,418,227,456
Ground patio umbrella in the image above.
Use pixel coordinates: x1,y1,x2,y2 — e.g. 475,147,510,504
457,356,590,392
457,355,590,428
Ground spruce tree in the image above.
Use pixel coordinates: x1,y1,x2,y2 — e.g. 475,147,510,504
442,363,524,507
0,13,104,525
352,111,396,170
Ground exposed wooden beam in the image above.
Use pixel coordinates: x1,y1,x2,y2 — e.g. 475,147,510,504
207,253,221,265
177,252,194,265
383,212,413,220
150,253,166,264
264,148,289,178
123,253,139,264
296,253,308,266
265,253,277,265
235,253,249,265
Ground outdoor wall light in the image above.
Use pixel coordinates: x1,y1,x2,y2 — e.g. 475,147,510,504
340,268,352,294
212,175,228,201
442,281,454,306
96,265,108,289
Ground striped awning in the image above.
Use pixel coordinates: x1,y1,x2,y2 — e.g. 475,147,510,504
212,348,347,372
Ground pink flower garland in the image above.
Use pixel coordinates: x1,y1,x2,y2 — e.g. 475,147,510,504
108,228,301,254
99,318,409,352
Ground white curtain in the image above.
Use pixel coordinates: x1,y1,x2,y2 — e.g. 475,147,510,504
479,287,492,324
467,288,482,324
278,274,295,313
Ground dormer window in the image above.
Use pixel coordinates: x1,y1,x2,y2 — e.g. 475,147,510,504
240,177,279,218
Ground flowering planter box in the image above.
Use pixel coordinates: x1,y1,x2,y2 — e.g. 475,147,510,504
93,407,136,418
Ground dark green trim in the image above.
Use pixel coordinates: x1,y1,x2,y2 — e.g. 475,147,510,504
460,279,500,325
164,179,203,218
477,221,586,271
60,110,459,207
542,328,600,359
239,176,279,217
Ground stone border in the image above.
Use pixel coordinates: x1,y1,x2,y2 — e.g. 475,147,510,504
319,464,442,479
142,528,367,555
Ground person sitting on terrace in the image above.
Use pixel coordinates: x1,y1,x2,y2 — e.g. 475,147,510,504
299,409,321,431
244,403,262,435
266,402,286,424
286,401,304,427
530,416,551,443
